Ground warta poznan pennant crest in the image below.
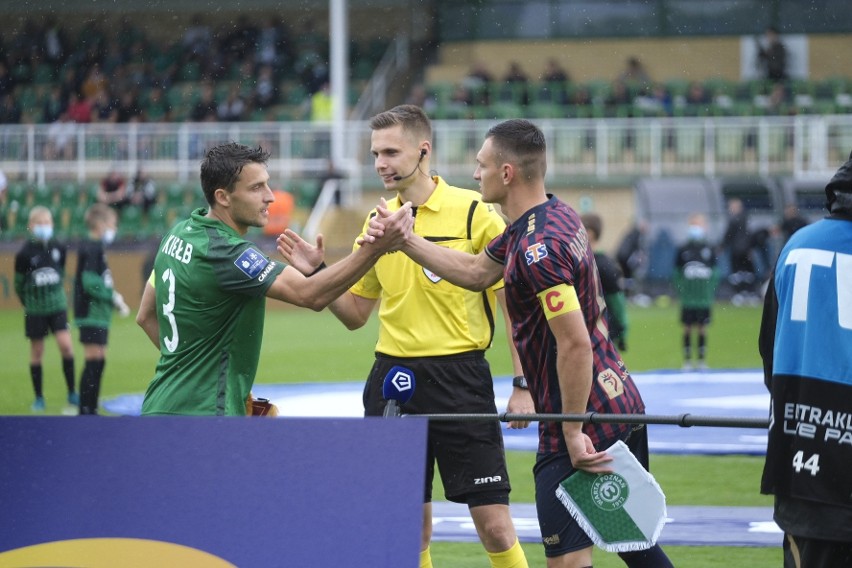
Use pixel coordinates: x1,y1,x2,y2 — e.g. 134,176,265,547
556,440,667,552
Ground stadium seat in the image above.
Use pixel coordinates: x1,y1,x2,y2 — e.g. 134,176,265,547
716,127,748,162
766,126,790,161
674,127,704,161
7,181,29,205
165,182,187,209
529,103,563,119
552,129,586,163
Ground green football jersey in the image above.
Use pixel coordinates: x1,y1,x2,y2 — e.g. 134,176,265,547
141,209,284,416
14,238,69,315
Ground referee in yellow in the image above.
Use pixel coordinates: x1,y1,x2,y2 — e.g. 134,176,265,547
280,104,533,568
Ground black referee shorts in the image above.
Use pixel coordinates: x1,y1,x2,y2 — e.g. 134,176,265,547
363,351,511,507
25,311,69,339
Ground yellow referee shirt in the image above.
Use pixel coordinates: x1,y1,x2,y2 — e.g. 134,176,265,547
350,176,506,357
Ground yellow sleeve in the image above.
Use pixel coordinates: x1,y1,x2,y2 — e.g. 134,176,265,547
348,209,382,300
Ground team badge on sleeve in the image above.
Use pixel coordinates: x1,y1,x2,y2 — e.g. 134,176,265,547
525,242,548,265
234,247,268,278
537,283,580,320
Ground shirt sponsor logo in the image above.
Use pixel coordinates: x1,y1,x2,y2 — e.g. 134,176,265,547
525,242,548,265
234,247,268,278
258,261,277,282
32,267,61,287
423,267,442,283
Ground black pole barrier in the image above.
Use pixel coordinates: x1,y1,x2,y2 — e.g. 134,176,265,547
407,412,769,429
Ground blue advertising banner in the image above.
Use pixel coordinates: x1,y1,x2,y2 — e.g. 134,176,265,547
0,417,428,567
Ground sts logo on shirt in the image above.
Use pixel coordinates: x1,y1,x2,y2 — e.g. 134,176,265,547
525,242,548,265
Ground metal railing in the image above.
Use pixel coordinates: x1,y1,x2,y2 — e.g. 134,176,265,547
1,114,850,191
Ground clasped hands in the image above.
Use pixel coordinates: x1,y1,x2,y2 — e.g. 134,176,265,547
277,197,413,273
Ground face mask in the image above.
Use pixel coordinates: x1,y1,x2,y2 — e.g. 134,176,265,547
688,225,705,241
32,224,53,241
102,228,116,245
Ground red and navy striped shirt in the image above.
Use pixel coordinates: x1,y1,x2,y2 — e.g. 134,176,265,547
485,196,645,454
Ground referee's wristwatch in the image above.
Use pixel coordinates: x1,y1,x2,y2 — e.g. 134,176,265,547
512,375,529,389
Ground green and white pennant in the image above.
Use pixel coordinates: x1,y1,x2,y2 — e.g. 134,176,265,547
556,440,667,552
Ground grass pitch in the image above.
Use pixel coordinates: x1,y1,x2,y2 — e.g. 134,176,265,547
0,301,778,566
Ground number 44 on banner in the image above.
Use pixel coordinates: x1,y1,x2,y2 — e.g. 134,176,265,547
556,440,667,553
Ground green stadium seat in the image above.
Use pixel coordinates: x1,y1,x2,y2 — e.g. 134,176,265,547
293,180,320,208
7,181,29,205
9,203,32,239
285,83,308,106
674,128,704,161
32,64,55,84
165,182,187,208
178,61,201,82
529,103,564,119
553,129,585,163
118,205,144,240
146,203,170,236
67,204,89,239
716,127,747,162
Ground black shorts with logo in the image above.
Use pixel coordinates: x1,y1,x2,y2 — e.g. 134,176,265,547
534,425,650,557
363,351,510,506
25,312,69,339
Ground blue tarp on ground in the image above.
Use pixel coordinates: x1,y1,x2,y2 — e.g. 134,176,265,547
106,368,770,455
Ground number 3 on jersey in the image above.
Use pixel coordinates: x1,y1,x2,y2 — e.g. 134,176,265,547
792,451,820,476
162,268,179,352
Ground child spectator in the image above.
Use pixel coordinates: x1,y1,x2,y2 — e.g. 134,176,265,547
673,213,720,371
14,206,78,412
73,203,130,415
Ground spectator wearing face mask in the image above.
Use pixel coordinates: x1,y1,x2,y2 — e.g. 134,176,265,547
673,213,720,371
14,206,78,412
73,203,130,415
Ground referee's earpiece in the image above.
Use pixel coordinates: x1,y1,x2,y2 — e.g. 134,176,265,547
419,148,427,158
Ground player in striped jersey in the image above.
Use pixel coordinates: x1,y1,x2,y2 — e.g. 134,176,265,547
391,119,672,567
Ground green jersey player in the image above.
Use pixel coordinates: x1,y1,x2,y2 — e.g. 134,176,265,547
137,142,412,416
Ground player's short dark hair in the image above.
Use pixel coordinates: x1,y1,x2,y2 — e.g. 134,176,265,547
200,142,271,206
485,119,547,181
369,104,432,142
581,212,602,241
